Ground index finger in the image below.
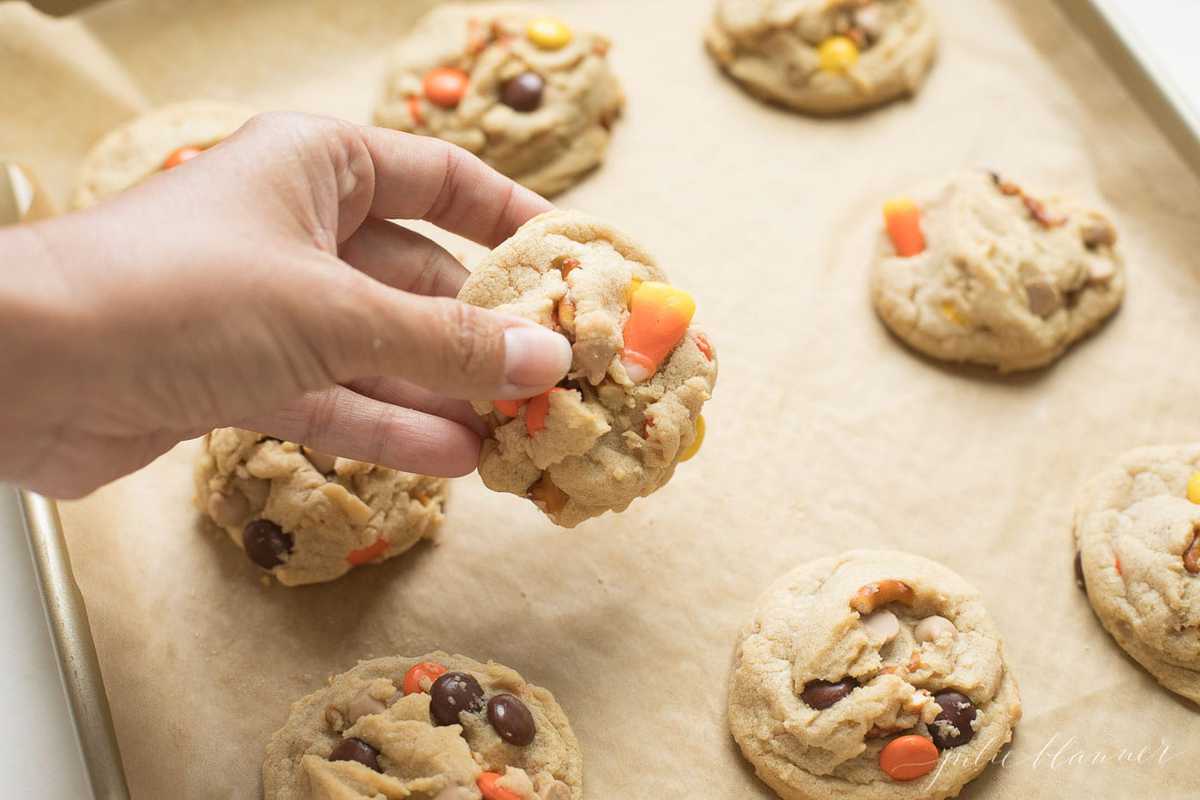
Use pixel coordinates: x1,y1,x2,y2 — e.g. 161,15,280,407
358,126,554,248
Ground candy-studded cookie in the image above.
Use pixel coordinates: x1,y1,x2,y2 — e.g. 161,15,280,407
374,4,624,197
870,169,1125,371
194,429,447,586
458,210,718,528
1073,445,1200,703
263,652,581,799
72,100,254,208
705,0,937,115
729,550,1021,800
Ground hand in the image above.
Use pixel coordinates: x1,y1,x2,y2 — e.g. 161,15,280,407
0,112,572,498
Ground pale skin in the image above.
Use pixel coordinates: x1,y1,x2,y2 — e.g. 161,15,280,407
0,112,573,498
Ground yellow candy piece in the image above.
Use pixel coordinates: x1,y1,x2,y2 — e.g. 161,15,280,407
679,415,706,463
1188,471,1200,504
818,35,859,73
940,301,966,326
527,17,573,50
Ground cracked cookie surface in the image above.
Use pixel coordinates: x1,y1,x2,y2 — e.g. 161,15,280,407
870,169,1125,372
705,0,937,115
728,549,1020,800
194,428,447,586
1073,445,1200,703
458,210,717,528
374,3,623,197
263,652,581,800
73,100,254,209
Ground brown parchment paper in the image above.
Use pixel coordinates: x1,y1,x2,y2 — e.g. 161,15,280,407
4,0,1200,796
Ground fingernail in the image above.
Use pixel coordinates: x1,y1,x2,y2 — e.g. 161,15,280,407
503,325,572,390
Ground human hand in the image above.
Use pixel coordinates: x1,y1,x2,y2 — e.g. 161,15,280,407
0,112,572,498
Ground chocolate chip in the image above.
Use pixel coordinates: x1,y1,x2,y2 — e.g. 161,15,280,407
501,72,545,112
487,693,536,746
1074,551,1086,590
328,737,381,771
800,678,858,710
429,672,485,726
929,691,977,750
242,519,292,569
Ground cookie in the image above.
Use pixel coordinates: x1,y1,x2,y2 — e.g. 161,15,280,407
373,3,624,197
457,210,718,528
729,550,1021,800
263,652,581,800
193,428,447,586
705,0,937,115
1073,445,1200,703
870,169,1124,371
72,100,255,209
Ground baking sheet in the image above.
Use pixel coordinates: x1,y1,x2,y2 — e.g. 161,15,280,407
4,0,1199,796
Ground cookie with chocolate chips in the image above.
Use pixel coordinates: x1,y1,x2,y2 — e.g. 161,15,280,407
72,100,255,209
1073,444,1200,703
374,3,624,196
193,428,447,586
728,549,1021,800
263,652,581,800
705,0,937,115
457,210,718,528
870,169,1125,371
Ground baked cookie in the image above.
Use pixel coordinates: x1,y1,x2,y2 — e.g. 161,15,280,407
705,0,937,115
1073,445,1200,703
72,100,254,208
263,652,581,800
193,428,447,586
457,210,718,528
870,169,1124,371
729,550,1021,800
373,3,624,197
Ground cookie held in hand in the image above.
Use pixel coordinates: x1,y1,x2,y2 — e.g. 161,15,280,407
194,429,447,586
263,652,581,799
458,210,718,528
705,0,937,115
374,3,624,196
729,549,1021,800
870,169,1125,371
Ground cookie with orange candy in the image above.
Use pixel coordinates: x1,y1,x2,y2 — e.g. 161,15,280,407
72,100,255,208
193,428,448,586
458,210,718,528
728,550,1021,800
705,0,937,115
870,169,1125,371
373,3,624,197
263,652,581,799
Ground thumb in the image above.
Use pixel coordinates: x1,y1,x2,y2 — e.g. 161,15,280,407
320,273,571,401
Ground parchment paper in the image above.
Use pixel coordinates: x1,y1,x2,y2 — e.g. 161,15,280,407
4,0,1200,796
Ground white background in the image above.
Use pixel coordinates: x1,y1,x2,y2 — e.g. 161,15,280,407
2,2,1198,797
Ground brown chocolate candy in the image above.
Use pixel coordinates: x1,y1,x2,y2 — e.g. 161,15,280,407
242,519,293,569
430,671,485,726
328,737,381,771
800,678,858,710
487,693,536,746
929,691,977,750
501,72,545,112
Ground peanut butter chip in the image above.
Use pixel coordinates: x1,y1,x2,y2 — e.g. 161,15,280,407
862,609,900,643
1081,219,1117,250
1024,278,1061,318
914,615,958,643
319,483,373,525
347,690,389,725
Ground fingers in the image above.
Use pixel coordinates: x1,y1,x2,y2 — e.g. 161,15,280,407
346,375,488,436
238,385,482,477
356,126,555,247
339,217,469,297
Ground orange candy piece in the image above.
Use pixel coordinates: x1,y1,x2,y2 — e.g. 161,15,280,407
423,67,470,109
346,536,389,566
883,197,926,257
402,661,447,695
524,388,565,435
879,735,939,781
620,281,696,383
477,772,522,800
494,398,525,417
162,145,205,171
